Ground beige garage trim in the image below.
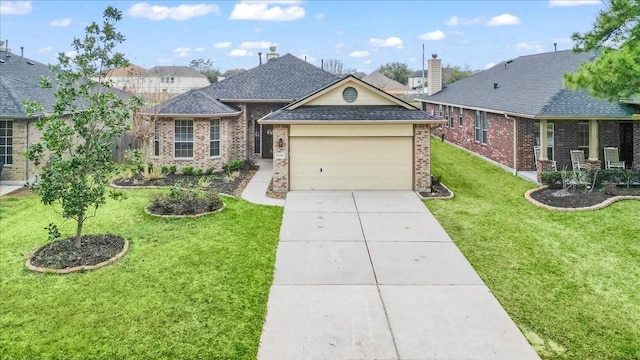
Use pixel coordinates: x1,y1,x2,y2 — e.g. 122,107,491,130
289,133,413,191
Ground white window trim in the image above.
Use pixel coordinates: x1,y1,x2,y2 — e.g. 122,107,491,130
210,118,221,158
153,122,160,158
174,118,194,159
458,108,464,126
577,122,590,148
0,119,13,166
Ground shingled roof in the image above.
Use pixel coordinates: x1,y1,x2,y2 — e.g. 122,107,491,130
0,52,58,118
261,105,435,122
199,53,339,101
361,71,407,92
416,49,634,118
144,90,241,117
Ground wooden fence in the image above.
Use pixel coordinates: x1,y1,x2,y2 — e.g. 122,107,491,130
111,131,141,163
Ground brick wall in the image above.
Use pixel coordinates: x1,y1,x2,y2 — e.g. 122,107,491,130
414,124,431,192
2,119,50,183
272,124,289,191
246,103,287,160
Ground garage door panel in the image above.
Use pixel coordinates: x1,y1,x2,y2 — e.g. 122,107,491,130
290,137,412,190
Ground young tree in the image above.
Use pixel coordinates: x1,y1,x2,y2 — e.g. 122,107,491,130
564,0,640,101
377,62,412,85
23,7,143,247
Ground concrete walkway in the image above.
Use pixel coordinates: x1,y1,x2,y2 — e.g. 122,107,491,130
0,183,24,196
258,191,540,360
241,159,285,206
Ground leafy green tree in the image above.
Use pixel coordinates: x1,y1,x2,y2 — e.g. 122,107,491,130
377,62,413,85
189,58,221,83
23,7,143,247
443,64,476,84
564,0,640,101
221,68,247,78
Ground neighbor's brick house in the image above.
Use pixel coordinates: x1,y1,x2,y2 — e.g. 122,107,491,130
416,50,639,182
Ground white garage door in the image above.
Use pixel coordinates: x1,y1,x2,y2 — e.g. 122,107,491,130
289,135,413,190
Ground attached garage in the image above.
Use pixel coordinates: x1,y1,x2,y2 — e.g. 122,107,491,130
258,75,445,192
289,124,413,190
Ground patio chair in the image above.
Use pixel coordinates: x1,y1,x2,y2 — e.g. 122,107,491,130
603,147,625,169
533,146,556,170
570,150,586,171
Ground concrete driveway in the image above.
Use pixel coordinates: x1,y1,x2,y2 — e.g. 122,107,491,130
258,191,539,360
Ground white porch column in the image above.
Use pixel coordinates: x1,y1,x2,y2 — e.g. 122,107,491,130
588,119,599,161
539,119,548,160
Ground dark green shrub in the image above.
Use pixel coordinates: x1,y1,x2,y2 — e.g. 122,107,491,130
222,159,246,173
194,168,204,176
161,166,170,174
148,183,222,215
541,171,562,189
168,165,177,175
182,166,194,176
431,174,442,186
204,167,215,175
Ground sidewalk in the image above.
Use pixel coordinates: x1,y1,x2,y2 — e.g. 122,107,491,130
258,191,540,360
0,183,25,196
241,159,284,206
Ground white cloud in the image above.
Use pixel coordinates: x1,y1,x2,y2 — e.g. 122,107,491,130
298,54,316,62
336,43,344,48
230,49,250,57
349,51,369,58
254,27,262,33
0,1,32,15
369,36,403,49
195,47,206,52
548,0,600,7
364,60,372,65
127,2,219,21
214,42,231,48
230,1,305,21
64,50,77,59
484,62,496,70
316,13,324,20
418,30,446,41
38,46,53,53
515,41,544,53
174,47,191,58
486,13,521,26
49,18,71,27
445,15,483,26
240,41,272,49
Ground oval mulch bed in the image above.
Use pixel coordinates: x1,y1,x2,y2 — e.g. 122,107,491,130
529,188,613,208
144,202,225,218
26,234,129,274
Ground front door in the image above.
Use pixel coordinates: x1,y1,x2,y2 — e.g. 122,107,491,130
620,123,633,165
261,124,273,159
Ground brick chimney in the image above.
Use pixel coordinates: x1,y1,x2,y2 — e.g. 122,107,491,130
266,46,279,61
427,53,442,96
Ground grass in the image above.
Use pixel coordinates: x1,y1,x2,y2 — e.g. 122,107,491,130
0,189,283,359
426,140,640,359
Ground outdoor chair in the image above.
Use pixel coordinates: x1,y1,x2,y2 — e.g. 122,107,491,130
570,150,586,172
603,147,625,169
533,146,556,170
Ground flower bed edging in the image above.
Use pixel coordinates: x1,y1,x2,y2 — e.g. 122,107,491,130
525,186,640,212
418,183,455,200
144,202,226,218
26,239,129,274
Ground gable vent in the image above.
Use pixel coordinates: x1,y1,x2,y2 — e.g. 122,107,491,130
342,87,358,103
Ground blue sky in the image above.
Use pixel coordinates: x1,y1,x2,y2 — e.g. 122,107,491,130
0,0,606,73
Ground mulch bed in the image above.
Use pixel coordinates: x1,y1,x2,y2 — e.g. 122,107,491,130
266,178,287,200
419,183,452,198
29,234,125,269
112,168,256,197
529,185,640,208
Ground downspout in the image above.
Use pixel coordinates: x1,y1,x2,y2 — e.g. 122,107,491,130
504,113,517,175
25,119,29,186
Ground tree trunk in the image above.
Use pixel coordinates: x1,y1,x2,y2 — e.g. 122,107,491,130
75,216,84,248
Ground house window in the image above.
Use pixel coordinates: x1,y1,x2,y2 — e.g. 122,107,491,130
438,104,443,119
174,119,193,158
449,106,455,128
170,77,175,84
458,108,463,126
153,122,160,157
444,106,449,127
254,119,261,154
534,123,555,160
475,111,488,144
210,119,221,157
0,120,12,165
578,122,589,148
475,111,481,142
482,112,488,144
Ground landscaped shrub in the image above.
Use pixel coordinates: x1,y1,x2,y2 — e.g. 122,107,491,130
168,165,177,175
204,167,215,176
222,159,246,173
541,171,563,189
182,166,194,176
194,168,204,176
148,183,222,215
161,166,170,175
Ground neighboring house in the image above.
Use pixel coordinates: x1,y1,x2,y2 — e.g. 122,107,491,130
144,51,340,172
100,64,146,93
0,51,130,183
259,75,444,192
144,50,445,191
416,51,640,182
407,69,428,92
361,71,408,98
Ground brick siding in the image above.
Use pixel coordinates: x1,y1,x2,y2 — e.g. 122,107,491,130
272,125,289,191
414,124,432,192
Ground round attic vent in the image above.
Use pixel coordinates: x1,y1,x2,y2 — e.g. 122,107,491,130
342,87,358,103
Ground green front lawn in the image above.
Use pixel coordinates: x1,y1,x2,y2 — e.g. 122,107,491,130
0,190,283,359
426,140,640,359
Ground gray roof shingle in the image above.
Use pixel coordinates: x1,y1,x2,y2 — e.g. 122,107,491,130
147,66,207,78
146,90,240,116
416,49,634,118
361,71,407,91
261,105,436,121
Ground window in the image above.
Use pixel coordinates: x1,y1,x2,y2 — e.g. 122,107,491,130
482,112,488,144
342,87,358,102
444,106,449,126
0,120,12,165
458,108,463,126
160,77,165,84
254,119,261,154
474,111,481,142
174,119,193,158
578,122,589,148
210,119,221,157
449,106,455,128
534,123,555,160
475,111,488,144
153,122,160,157
438,104,443,119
